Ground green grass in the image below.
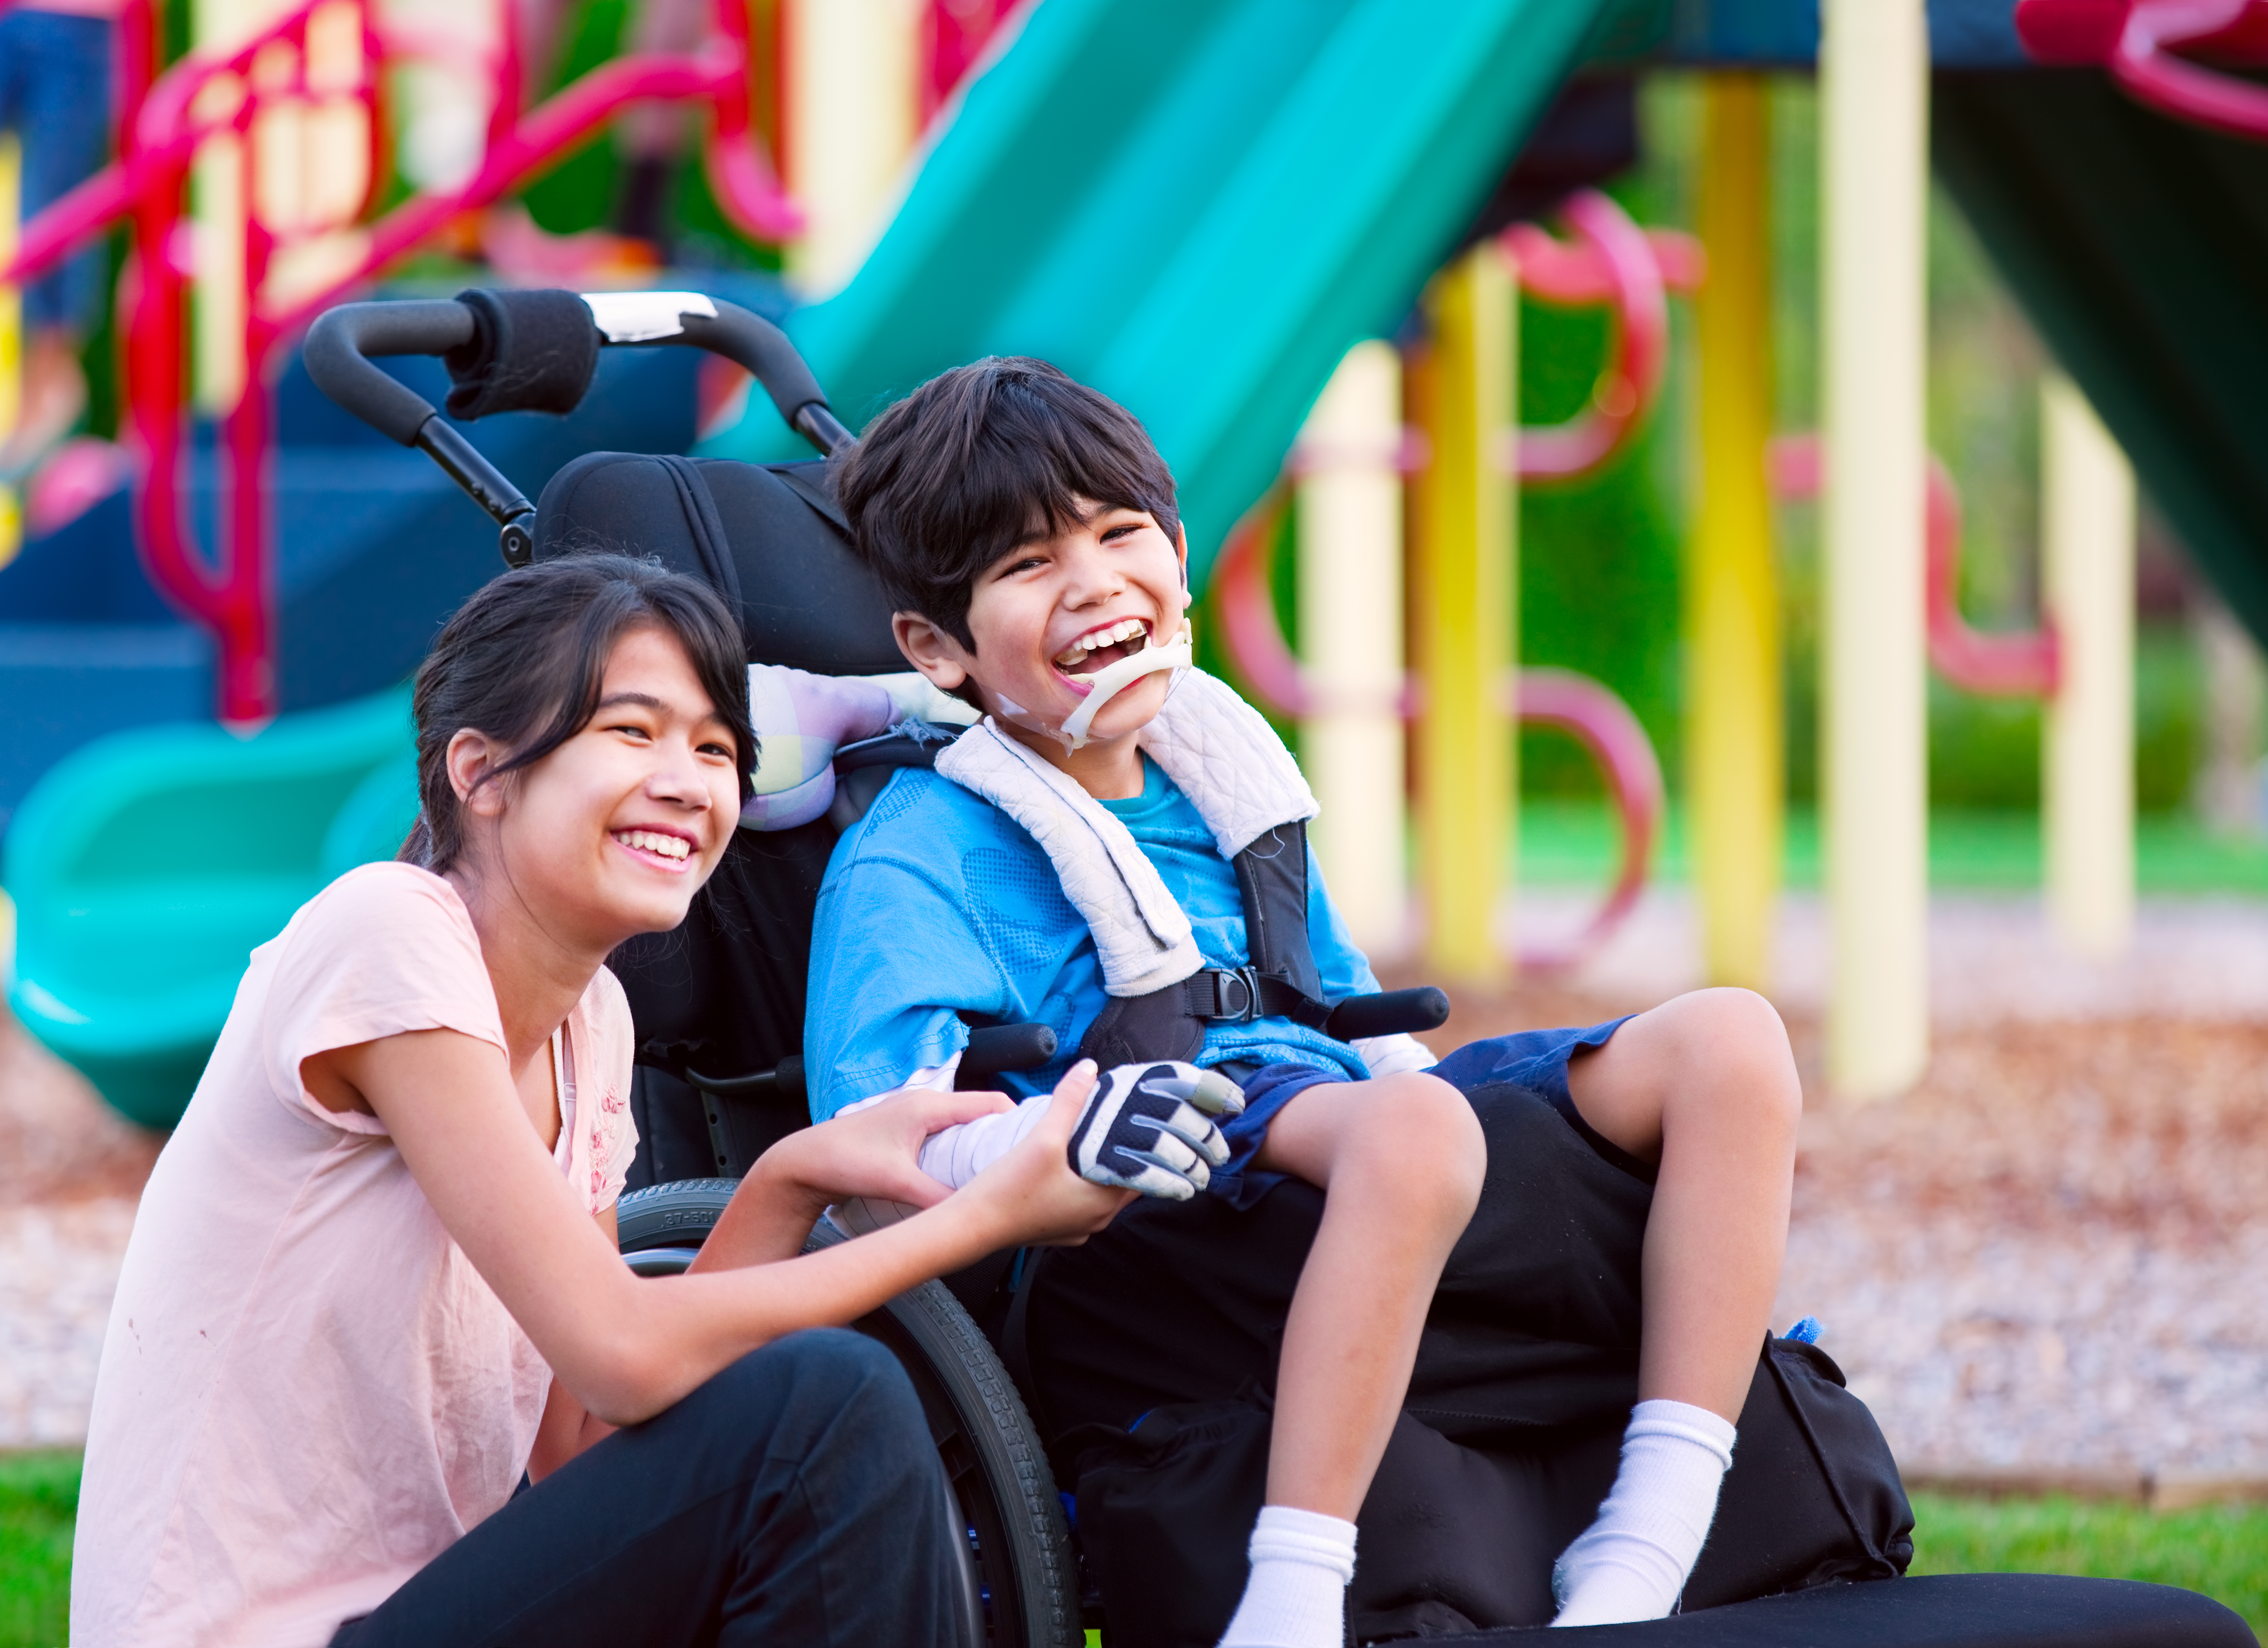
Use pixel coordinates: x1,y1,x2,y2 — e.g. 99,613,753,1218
0,1454,76,1648
1518,799,2268,896
1910,1492,2268,1639
7,1461,2261,1644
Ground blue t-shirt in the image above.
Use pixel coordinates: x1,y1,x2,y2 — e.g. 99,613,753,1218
803,756,1383,1120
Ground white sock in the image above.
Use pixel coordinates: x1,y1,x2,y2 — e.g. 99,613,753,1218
1550,1399,1736,1627
1218,1504,1358,1648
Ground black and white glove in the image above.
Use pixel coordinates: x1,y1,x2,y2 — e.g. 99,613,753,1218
1067,1061,1247,1201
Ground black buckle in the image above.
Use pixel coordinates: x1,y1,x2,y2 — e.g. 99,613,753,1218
1197,966,1264,1023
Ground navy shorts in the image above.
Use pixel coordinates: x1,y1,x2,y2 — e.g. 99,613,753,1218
1211,1017,1642,1205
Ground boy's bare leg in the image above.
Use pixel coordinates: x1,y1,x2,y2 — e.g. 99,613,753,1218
1211,1071,1483,1648
1564,986,1802,1420
1549,986,1802,1625
1250,1071,1486,1517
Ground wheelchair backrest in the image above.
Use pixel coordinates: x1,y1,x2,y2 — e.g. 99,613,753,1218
531,451,905,675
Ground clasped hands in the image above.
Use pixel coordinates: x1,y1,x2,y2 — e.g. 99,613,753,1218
773,1059,1248,1245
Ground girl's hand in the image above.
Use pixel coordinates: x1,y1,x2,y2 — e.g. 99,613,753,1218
695,1087,1017,1270
762,1086,1017,1214
963,1062,1136,1248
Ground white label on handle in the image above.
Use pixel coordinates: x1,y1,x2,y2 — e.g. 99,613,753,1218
580,291,720,344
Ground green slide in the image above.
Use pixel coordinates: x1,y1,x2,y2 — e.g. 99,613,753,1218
6,693,419,1128
7,0,1605,1127
708,0,1611,581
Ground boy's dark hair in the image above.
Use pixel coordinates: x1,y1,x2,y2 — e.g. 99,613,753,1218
401,552,755,872
835,357,1181,649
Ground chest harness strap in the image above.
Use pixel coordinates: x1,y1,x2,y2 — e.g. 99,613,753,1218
1074,822,1333,1069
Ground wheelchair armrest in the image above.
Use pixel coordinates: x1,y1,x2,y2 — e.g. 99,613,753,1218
1324,987,1451,1042
686,1055,806,1103
957,1024,1059,1086
683,1021,1054,1109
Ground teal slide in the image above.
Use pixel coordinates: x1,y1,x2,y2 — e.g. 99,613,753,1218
7,0,1607,1126
708,0,1610,581
6,693,420,1127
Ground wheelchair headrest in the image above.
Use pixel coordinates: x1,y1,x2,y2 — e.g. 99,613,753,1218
532,451,906,674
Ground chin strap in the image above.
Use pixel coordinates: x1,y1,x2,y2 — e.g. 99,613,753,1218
1059,624,1194,747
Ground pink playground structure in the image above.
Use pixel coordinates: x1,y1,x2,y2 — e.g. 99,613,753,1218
2,0,798,722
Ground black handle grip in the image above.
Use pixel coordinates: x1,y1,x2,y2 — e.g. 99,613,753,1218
960,1023,1059,1081
1325,987,1451,1042
303,300,474,445
690,1028,1050,1106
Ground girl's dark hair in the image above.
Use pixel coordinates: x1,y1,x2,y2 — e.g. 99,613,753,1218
400,553,754,872
835,356,1181,649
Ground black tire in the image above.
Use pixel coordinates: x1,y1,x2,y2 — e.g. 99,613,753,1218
615,1182,1078,1648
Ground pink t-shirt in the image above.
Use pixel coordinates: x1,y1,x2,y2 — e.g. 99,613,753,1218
72,862,639,1648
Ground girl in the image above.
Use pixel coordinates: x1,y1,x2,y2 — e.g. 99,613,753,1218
71,554,1125,1648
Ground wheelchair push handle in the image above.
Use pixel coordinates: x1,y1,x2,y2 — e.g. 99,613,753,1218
304,288,851,567
305,297,544,564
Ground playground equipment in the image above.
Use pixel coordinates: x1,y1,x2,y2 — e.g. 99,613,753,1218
1288,339,1408,960
1688,74,1778,996
2041,373,2138,959
1411,240,1516,988
2016,0,2268,140
1222,189,1688,982
1771,423,2132,968
1,0,796,722
0,135,18,564
4,0,1626,1126
1821,0,1929,1101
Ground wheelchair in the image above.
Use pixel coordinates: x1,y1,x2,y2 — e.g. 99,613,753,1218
305,290,2255,1648
310,285,1111,1648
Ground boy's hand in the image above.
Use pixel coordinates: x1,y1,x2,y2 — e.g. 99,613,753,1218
1068,1061,1245,1201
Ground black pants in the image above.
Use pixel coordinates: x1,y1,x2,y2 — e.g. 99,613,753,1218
1030,1079,1655,1444
1030,1082,1910,1637
335,1330,967,1648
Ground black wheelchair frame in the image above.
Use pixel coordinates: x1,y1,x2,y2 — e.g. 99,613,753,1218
311,287,1096,1648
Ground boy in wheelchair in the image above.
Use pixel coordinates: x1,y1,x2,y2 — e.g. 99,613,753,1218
801,357,1863,1644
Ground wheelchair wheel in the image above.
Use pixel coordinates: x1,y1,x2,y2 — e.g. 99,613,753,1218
617,1181,1079,1648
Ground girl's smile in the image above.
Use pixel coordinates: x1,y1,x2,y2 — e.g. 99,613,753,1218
452,624,741,951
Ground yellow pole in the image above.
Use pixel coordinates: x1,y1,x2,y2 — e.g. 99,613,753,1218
0,134,20,567
2041,371,2136,958
1689,75,1780,992
1298,340,1408,959
1409,240,1514,988
1821,0,1930,1100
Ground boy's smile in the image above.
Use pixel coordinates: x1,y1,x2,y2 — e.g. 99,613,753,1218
1052,616,1155,686
893,498,1192,797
